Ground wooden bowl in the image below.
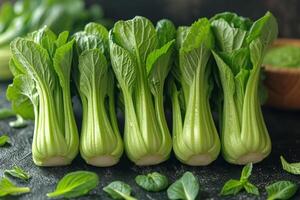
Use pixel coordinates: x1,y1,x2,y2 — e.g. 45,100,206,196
264,38,300,109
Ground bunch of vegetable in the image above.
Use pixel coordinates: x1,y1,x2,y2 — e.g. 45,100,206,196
211,12,278,164
169,18,221,166
73,23,124,167
7,27,79,166
109,17,175,166
0,0,106,81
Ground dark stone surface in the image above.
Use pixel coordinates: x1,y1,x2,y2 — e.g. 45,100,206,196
0,81,299,200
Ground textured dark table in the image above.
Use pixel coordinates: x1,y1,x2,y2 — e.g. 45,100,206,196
0,82,299,200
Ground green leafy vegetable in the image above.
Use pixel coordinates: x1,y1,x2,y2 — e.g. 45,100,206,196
266,181,298,200
170,17,221,166
109,17,175,165
7,27,79,166
0,134,9,146
0,108,15,119
135,172,168,192
220,163,259,196
4,166,31,181
0,177,30,197
167,172,199,200
263,45,300,67
73,22,124,167
0,0,108,81
47,171,99,198
103,181,137,200
211,11,278,165
9,115,28,128
280,156,300,175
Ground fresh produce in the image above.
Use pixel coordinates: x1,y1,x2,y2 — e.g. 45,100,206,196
0,134,9,146
109,17,175,165
4,166,30,181
263,45,300,67
7,27,79,166
0,0,106,81
135,172,169,192
220,163,259,196
280,156,300,175
103,181,137,200
167,171,199,200
73,23,124,167
211,12,278,165
0,177,30,197
47,171,99,198
266,181,298,200
5,11,278,168
170,18,221,166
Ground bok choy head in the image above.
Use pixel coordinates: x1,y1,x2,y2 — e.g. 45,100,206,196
7,27,79,166
169,18,221,166
109,17,175,166
73,23,124,167
210,12,278,164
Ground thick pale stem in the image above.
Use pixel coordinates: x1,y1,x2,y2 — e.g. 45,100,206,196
32,84,69,166
62,83,79,161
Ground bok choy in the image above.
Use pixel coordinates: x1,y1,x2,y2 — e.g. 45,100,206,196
7,27,79,166
169,18,221,166
73,23,124,166
109,17,175,165
211,12,278,164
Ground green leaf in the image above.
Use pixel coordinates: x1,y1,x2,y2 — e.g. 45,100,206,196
4,166,31,181
179,18,213,85
10,38,54,88
167,172,199,200
84,22,109,54
244,182,259,195
0,177,30,197
9,115,28,128
73,32,106,55
246,11,278,47
109,39,136,92
112,16,158,64
211,18,247,52
220,179,243,196
156,19,176,47
55,31,69,48
240,163,253,182
6,74,36,119
0,134,9,146
176,26,189,50
0,108,15,119
84,22,108,41
147,40,175,94
53,39,74,89
181,18,214,53
103,181,137,200
210,12,252,30
135,172,169,192
77,48,108,97
281,156,300,175
220,163,259,196
266,181,298,200
47,171,99,198
28,26,57,56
